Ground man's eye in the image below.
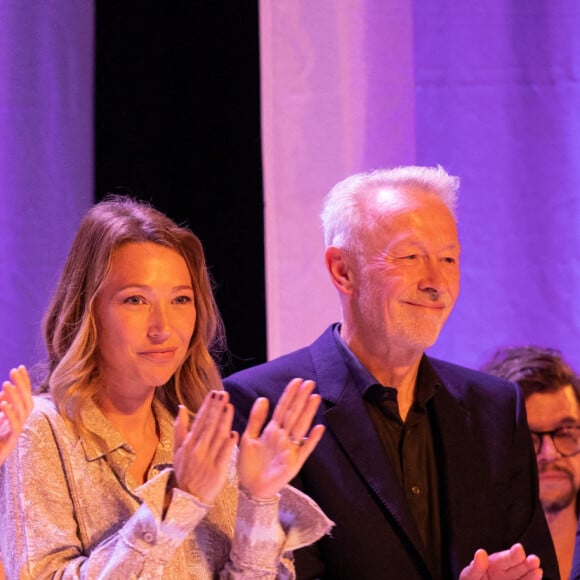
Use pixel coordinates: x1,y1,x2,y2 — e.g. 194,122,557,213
557,430,577,440
442,257,456,264
404,254,418,260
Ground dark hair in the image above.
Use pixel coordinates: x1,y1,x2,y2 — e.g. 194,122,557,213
483,345,580,516
482,345,580,403
39,194,226,427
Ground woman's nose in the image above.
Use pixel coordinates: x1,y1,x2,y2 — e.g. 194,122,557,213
147,306,171,341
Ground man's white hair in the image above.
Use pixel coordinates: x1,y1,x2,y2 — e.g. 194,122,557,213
320,165,460,249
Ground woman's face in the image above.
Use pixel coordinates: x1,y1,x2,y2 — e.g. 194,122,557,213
94,241,196,400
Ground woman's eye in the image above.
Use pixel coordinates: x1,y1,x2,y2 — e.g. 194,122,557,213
174,295,193,305
123,295,144,305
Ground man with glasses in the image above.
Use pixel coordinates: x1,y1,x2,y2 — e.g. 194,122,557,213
483,345,580,580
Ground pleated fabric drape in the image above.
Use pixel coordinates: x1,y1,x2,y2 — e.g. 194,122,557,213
260,0,580,370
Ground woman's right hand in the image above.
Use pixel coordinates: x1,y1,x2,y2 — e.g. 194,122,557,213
171,391,238,504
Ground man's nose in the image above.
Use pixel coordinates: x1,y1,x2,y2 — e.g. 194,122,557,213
419,259,445,294
536,433,561,462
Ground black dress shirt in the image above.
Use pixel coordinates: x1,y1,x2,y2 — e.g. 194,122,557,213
334,326,446,578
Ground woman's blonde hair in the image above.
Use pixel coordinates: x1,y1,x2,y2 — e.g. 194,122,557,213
40,194,226,427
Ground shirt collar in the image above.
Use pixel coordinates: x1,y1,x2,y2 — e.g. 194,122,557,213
79,397,174,463
332,323,441,405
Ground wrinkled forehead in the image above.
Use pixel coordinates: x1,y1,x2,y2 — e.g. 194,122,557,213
366,186,458,235
351,204,454,270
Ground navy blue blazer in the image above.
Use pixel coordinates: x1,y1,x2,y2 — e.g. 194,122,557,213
224,325,559,580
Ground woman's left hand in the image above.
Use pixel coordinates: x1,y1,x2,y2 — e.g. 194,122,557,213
0,365,33,465
237,378,325,500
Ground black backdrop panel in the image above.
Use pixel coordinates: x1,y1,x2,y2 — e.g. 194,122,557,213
94,3,266,375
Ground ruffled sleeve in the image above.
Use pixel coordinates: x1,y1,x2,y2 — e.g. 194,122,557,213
224,484,334,579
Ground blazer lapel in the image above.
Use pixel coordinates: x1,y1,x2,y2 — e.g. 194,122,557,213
429,359,482,574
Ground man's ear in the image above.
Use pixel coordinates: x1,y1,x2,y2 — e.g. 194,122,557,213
325,246,355,295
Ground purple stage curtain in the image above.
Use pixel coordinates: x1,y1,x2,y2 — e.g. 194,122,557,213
0,2,94,375
261,0,580,371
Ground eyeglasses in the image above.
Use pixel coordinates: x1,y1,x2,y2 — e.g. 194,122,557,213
530,426,580,458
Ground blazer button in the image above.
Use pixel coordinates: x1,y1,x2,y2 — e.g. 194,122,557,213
410,485,421,495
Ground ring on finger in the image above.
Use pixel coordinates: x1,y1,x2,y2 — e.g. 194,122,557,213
290,436,307,447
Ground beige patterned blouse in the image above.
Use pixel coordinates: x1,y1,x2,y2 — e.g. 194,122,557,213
0,396,333,579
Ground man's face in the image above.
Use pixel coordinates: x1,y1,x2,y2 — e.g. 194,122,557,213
526,385,580,515
350,189,461,358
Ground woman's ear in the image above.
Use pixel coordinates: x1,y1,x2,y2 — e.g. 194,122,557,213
325,246,355,295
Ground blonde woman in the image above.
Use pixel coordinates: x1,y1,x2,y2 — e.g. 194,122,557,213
0,195,332,579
